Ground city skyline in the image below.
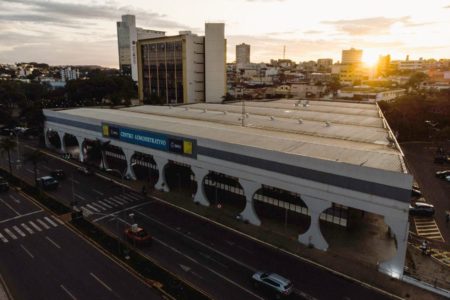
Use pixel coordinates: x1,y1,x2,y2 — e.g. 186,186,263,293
1,0,450,67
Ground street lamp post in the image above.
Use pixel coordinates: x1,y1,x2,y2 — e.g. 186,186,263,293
106,163,137,194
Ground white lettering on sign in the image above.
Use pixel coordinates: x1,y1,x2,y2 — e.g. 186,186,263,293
120,131,134,139
134,134,166,146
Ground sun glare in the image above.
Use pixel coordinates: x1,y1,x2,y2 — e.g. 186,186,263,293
362,52,379,67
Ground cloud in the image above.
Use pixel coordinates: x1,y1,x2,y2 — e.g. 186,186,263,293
322,16,430,36
303,30,323,35
0,0,191,30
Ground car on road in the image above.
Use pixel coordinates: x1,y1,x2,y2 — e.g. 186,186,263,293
251,271,293,299
77,166,94,176
436,170,450,179
50,169,66,180
409,202,435,217
411,187,422,198
446,175,450,182
36,176,59,190
0,177,9,192
124,225,152,245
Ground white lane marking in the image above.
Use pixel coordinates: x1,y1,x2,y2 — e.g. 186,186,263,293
0,210,42,224
9,195,20,204
86,204,100,212
124,194,141,201
199,252,229,269
0,197,20,216
41,165,51,171
28,220,42,232
51,215,64,225
103,199,119,207
74,194,85,201
92,189,104,196
37,219,50,230
60,284,77,300
97,200,112,209
45,236,61,249
4,228,17,240
25,168,34,174
90,273,113,292
21,223,34,234
13,225,26,237
135,211,255,271
0,233,8,243
20,244,34,259
92,202,151,222
91,202,106,211
236,245,253,254
80,207,93,216
110,196,127,204
44,217,58,227
70,178,80,184
117,195,133,203
154,236,263,299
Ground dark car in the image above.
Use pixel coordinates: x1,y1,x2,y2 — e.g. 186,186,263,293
36,176,59,190
77,166,94,176
124,226,152,245
0,177,9,192
436,170,450,179
50,169,66,180
409,202,435,217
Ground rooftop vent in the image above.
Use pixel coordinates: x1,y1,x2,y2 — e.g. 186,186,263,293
298,119,303,124
325,121,331,127
223,111,227,115
185,107,189,111
245,113,249,118
203,109,207,113
270,116,275,121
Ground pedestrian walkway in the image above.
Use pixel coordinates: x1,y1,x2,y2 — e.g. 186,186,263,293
0,215,63,244
413,217,444,242
79,192,145,217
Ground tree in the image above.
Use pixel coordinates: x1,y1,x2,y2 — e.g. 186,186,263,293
0,138,17,175
406,72,429,91
85,139,110,169
24,149,46,185
327,76,341,97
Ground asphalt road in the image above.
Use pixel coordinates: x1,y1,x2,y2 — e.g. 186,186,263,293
0,188,161,300
0,141,405,300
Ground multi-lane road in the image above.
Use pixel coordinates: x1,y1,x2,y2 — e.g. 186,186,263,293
0,140,441,300
0,188,161,300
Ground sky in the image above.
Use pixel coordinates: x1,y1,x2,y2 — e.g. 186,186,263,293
1,0,450,68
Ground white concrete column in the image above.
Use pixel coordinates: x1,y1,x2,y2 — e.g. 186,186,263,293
378,215,409,278
75,136,84,163
123,148,136,180
239,179,261,226
154,156,169,192
298,196,331,251
99,151,109,170
57,131,66,153
191,166,210,206
43,128,51,148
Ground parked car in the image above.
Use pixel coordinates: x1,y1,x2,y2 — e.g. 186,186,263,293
77,166,93,176
251,271,293,298
50,169,66,180
0,177,9,192
445,175,450,182
409,202,435,217
124,225,152,245
36,176,59,190
436,170,450,179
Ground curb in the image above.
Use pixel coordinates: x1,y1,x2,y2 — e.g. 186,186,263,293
0,274,14,300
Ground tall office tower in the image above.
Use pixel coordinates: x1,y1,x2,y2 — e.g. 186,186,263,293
204,23,226,103
236,43,250,66
117,15,165,81
137,23,227,104
341,48,363,64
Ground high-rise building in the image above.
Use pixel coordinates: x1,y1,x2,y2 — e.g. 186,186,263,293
60,67,79,81
117,15,165,81
137,23,226,104
236,43,250,66
317,58,333,67
341,48,363,64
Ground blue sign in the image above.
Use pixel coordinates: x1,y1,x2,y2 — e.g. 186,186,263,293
102,123,196,157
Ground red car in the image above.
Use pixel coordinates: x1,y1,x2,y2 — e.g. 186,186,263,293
124,226,152,245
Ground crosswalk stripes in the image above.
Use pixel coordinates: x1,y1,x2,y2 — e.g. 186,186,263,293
86,204,100,213
109,196,127,205
36,219,50,230
97,200,112,209
21,223,34,235
91,202,106,211
4,228,17,240
29,221,42,232
102,199,119,207
44,217,58,227
13,226,26,237
414,217,445,242
1,216,60,244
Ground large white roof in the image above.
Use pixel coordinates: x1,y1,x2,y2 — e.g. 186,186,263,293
52,99,406,173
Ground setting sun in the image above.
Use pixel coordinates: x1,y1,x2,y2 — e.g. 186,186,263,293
362,51,381,67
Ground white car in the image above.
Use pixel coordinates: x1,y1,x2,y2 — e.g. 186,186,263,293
445,175,450,182
252,271,293,298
